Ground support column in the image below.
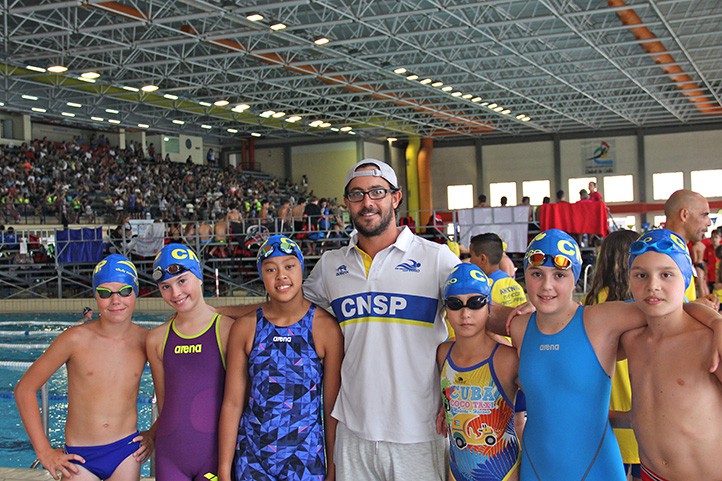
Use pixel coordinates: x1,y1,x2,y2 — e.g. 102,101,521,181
405,136,421,220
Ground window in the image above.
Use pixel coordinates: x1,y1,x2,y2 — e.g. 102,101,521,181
610,215,637,231
489,182,517,206
603,175,634,202
164,136,179,154
652,172,683,200
691,169,722,198
522,180,550,206
447,184,474,210
653,215,667,229
568,177,596,202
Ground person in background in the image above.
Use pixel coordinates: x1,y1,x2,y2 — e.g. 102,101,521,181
588,181,603,202
582,229,641,481
15,254,153,481
81,306,94,322
476,194,488,207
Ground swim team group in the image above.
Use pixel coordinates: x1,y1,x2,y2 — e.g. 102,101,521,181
12,159,722,481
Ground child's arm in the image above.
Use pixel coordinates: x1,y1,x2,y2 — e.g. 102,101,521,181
211,303,259,320
435,342,452,437
145,326,166,415
133,328,156,464
313,309,343,481
217,316,254,481
682,302,722,372
14,329,82,480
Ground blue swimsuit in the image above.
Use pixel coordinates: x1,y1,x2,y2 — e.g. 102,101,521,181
65,431,140,480
235,304,325,481
518,306,625,481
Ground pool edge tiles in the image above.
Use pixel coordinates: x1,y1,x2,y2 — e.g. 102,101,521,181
0,469,155,480
0,297,264,313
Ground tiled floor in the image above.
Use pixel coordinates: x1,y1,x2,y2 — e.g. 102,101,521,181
0,468,154,480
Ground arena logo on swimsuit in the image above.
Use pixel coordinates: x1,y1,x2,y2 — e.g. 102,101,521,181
174,343,202,354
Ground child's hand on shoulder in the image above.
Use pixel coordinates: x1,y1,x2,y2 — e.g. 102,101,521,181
39,447,82,481
133,430,155,464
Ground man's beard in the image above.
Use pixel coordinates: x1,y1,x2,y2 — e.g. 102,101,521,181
351,206,395,237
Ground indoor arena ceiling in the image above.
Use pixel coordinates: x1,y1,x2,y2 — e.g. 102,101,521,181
2,0,722,143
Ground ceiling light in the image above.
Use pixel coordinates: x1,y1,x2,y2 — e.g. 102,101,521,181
331,127,339,131
419,78,432,85
387,137,397,142
406,74,419,81
105,108,119,114
141,84,159,92
481,102,489,106
471,97,482,102
22,95,38,101
494,106,504,112
214,99,229,107
339,126,352,132
251,132,261,137
61,112,75,117
77,77,96,83
348,131,356,135
47,65,68,73
522,116,531,122
260,110,275,118
462,94,473,99
108,119,121,124
122,86,140,92
314,37,330,46
501,109,511,115
0,102,4,106
67,102,82,108
487,103,498,109
270,21,287,31
320,122,331,128
309,120,323,127
431,81,444,87
441,86,453,92
272,111,286,118
172,119,185,125
31,107,46,113
201,124,213,129
286,115,302,122
26,65,46,73
81,72,100,79
246,13,264,22
393,68,407,74
199,101,212,107
138,123,149,128
163,94,179,100
451,92,462,97
516,114,526,120
91,116,104,122
232,103,250,112
227,128,238,133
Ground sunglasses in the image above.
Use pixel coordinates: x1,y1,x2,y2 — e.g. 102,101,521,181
96,285,134,299
258,240,297,260
525,251,573,270
630,239,675,255
152,263,189,282
445,295,488,311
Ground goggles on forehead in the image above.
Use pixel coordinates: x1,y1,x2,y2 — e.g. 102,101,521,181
258,240,297,260
152,263,189,282
630,239,676,256
444,295,488,311
526,250,573,270
96,285,134,299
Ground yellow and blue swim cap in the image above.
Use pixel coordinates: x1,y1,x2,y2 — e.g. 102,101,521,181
443,263,492,300
629,229,693,290
256,235,304,278
524,229,583,281
93,254,139,296
153,243,203,283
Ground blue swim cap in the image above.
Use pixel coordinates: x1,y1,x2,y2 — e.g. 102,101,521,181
443,263,492,300
153,243,203,283
93,254,139,296
629,229,693,290
524,229,583,281
257,235,304,278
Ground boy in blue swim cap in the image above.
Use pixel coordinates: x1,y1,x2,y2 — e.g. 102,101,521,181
616,229,722,481
437,263,521,481
15,254,153,481
146,243,234,481
218,235,343,481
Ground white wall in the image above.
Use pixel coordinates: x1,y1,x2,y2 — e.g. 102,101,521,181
291,142,358,200
256,147,286,180
431,145,477,210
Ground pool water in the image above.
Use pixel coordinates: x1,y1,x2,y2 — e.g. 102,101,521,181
0,313,167,476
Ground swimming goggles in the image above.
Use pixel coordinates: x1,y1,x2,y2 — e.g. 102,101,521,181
152,263,189,281
258,240,297,260
629,238,676,256
445,295,488,311
96,285,134,299
525,250,573,270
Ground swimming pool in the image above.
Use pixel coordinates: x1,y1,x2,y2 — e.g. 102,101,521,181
0,313,168,476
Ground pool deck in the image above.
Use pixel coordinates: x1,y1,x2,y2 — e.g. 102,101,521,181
0,468,154,480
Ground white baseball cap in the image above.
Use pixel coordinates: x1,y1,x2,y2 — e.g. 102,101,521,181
344,159,399,190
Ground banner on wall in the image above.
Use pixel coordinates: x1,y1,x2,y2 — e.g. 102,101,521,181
456,206,530,253
583,139,615,175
